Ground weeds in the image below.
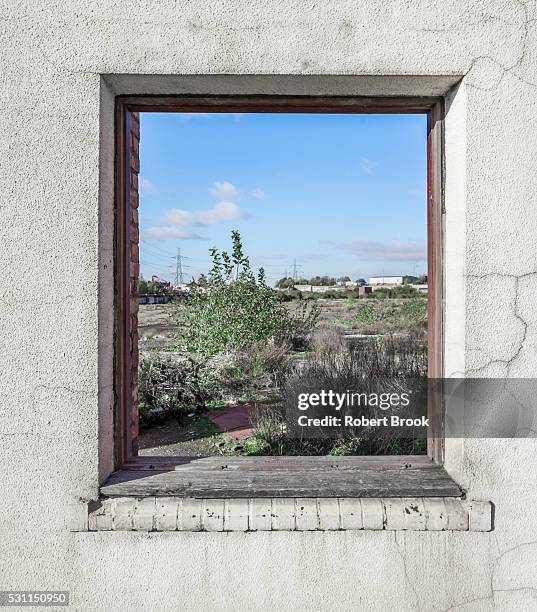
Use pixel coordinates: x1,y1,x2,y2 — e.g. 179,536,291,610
310,322,346,355
353,299,427,336
277,336,427,455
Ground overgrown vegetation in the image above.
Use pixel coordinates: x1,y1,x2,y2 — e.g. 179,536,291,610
353,298,427,336
216,335,427,456
365,284,425,299
138,230,428,456
177,231,319,354
138,355,209,426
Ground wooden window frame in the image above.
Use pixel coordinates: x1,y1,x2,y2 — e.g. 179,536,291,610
114,95,444,472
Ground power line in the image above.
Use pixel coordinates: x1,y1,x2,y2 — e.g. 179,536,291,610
173,247,191,284
142,244,195,285
140,252,175,266
139,247,175,266
140,253,175,268
140,240,175,258
141,260,173,275
291,258,303,281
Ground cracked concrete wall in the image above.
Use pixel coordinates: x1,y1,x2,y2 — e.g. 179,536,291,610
1,1,537,610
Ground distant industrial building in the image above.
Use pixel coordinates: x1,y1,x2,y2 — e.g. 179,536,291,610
368,275,418,287
288,284,372,295
294,284,339,294
410,284,428,294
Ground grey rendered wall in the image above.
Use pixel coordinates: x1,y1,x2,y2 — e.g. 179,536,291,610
1,2,537,610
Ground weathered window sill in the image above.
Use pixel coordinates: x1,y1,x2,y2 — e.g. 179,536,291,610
100,456,462,498
88,497,492,532
90,456,492,532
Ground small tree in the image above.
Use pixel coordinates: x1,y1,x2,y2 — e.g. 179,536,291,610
178,231,319,354
310,275,336,286
275,277,295,289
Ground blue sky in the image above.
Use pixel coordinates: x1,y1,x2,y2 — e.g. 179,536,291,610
139,112,427,286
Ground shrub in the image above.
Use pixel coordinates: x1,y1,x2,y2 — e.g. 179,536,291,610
244,404,339,456
369,285,425,299
178,231,319,353
138,354,208,411
278,337,427,454
277,289,303,302
282,336,426,399
353,299,428,336
200,341,290,402
234,340,290,378
402,297,427,322
355,302,383,325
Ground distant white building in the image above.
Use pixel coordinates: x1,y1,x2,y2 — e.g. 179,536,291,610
368,275,417,287
294,284,340,293
410,283,428,293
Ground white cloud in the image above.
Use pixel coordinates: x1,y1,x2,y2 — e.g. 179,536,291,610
340,240,426,262
139,176,156,195
160,201,249,227
252,188,266,200
141,227,204,240
142,201,251,240
161,209,195,226
359,157,379,174
196,201,249,224
210,181,239,199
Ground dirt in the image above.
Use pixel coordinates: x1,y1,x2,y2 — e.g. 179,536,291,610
138,416,222,457
138,303,178,349
138,405,256,456
138,298,424,340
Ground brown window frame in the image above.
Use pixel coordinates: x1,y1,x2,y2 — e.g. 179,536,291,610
114,95,444,472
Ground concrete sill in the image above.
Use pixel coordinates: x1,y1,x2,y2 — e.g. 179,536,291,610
88,497,493,532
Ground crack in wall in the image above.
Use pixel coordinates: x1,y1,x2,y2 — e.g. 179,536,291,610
8,2,537,90
465,5,537,91
464,272,533,375
394,532,422,612
429,538,537,610
440,594,494,612
489,539,537,607
414,13,516,34
413,0,537,92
